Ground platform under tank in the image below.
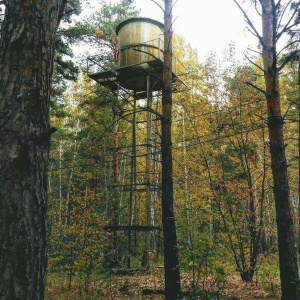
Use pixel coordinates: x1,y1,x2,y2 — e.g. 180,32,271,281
116,17,164,91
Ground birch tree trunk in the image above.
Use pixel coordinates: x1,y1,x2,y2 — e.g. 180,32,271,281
161,0,181,298
0,0,66,298
260,0,300,298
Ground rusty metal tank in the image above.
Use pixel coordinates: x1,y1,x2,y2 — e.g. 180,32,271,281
116,17,164,67
116,18,164,91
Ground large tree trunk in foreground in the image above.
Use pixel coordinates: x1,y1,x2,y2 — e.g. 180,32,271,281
260,0,300,299
161,0,181,298
0,1,66,298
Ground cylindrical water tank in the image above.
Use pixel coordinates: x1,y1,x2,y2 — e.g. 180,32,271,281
116,17,164,68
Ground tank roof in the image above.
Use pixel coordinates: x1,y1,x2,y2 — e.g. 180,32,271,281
116,17,164,35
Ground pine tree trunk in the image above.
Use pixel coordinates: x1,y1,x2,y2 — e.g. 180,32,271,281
161,0,181,298
260,1,300,298
0,1,65,298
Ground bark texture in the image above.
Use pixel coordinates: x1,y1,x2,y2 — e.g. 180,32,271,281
0,1,65,298
260,0,300,299
161,0,181,298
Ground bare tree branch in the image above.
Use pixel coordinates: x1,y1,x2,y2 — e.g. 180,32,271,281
245,55,265,73
245,82,266,95
171,0,179,12
150,0,164,12
254,0,262,17
247,47,262,56
233,0,264,46
276,0,292,34
277,39,300,57
276,0,300,41
282,99,294,120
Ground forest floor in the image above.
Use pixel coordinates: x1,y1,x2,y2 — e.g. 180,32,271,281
46,272,281,299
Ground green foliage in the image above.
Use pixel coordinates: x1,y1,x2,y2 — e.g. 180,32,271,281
48,191,109,289
91,0,138,42
51,0,84,116
73,0,139,58
47,1,300,298
256,253,280,296
48,73,114,291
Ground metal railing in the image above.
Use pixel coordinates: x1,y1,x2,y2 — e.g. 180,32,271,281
87,38,187,76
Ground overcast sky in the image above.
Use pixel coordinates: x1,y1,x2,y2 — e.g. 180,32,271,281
135,0,260,61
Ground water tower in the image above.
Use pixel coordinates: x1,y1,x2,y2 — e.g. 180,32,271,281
88,17,186,271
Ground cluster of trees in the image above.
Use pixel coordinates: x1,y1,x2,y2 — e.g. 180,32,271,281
0,0,300,299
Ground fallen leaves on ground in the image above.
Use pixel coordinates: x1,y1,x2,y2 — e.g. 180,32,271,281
46,272,281,299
